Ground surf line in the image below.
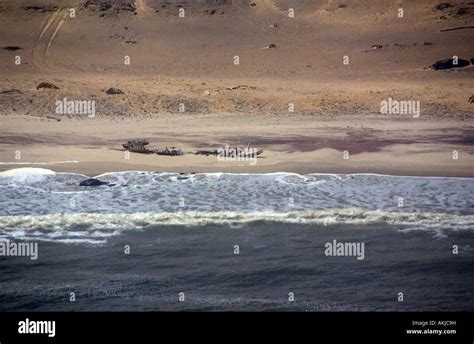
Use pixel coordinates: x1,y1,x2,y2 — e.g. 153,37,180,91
0,161,79,165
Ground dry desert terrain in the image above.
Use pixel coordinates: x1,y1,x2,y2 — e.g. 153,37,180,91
0,0,473,176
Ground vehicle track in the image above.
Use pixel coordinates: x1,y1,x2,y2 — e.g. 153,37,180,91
32,8,69,71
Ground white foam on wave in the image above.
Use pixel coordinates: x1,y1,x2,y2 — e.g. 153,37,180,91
0,209,472,245
307,172,474,180
0,167,56,182
1,168,472,181
88,170,474,180
93,170,153,178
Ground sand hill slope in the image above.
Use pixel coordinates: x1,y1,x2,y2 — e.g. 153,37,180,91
0,0,473,115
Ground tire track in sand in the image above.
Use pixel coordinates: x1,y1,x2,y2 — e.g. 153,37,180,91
32,8,69,71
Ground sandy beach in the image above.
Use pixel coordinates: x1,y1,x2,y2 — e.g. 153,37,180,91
0,0,473,176
1,112,474,176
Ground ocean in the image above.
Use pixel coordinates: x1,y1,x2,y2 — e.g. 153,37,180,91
0,168,473,311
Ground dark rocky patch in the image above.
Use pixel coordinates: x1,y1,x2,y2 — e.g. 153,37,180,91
149,0,232,16
23,5,58,12
109,34,125,39
36,82,60,90
161,97,207,113
434,2,473,18
106,88,124,95
79,178,111,187
435,3,452,11
81,0,136,13
456,7,470,16
431,58,470,70
4,46,22,51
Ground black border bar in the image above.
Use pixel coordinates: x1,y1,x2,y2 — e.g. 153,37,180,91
0,312,472,343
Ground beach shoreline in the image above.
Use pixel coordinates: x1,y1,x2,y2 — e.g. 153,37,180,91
1,113,473,177
2,162,474,178
3,164,474,179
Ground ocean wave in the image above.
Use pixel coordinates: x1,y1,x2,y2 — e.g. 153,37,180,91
2,168,473,183
0,209,473,245
0,167,56,182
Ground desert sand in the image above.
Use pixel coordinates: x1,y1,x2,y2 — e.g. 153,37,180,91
0,0,473,176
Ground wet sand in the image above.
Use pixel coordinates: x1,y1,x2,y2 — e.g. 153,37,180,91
1,113,473,177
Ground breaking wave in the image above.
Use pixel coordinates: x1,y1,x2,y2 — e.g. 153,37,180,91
0,209,473,245
1,169,473,245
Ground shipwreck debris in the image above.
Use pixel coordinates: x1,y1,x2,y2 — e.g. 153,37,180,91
123,140,154,154
195,146,264,158
119,140,185,156
156,147,184,156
